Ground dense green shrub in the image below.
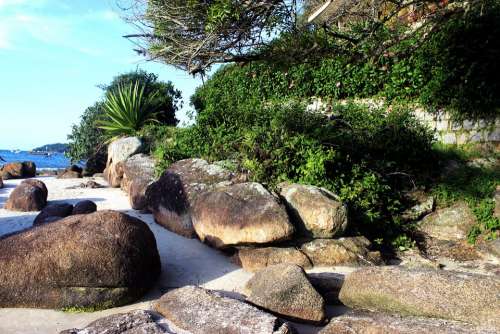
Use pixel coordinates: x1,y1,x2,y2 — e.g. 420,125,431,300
67,102,106,164
67,70,182,165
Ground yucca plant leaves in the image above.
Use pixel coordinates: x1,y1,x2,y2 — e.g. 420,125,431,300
98,81,161,141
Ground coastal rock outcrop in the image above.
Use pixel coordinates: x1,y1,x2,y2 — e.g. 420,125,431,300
104,137,143,188
279,183,348,238
233,246,312,272
72,200,97,215
245,264,326,324
146,158,236,238
318,311,496,334
300,237,382,266
60,310,167,334
0,161,36,179
153,285,293,334
121,154,156,210
339,266,500,329
33,203,74,225
0,210,161,309
192,182,295,248
5,179,47,211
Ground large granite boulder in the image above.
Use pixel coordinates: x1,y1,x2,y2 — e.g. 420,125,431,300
33,203,74,225
192,182,295,248
0,210,161,309
154,286,293,334
0,161,36,179
104,137,143,187
339,266,500,329
5,179,48,212
418,202,476,241
245,264,326,324
233,246,312,272
146,158,236,238
60,310,167,334
279,183,348,238
319,311,495,334
121,154,156,210
300,237,382,266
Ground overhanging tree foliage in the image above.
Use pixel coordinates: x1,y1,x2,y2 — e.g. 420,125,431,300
120,0,483,74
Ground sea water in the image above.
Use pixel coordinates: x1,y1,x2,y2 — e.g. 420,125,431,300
0,150,71,170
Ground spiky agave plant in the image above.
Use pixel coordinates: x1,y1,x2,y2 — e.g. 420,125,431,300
98,81,160,141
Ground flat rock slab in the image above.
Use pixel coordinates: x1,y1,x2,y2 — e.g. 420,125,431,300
233,246,312,272
319,311,497,334
192,182,294,248
339,266,500,329
153,286,293,334
245,264,326,324
60,310,167,334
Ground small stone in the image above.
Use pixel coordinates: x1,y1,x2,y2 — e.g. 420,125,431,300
72,200,97,215
33,203,74,225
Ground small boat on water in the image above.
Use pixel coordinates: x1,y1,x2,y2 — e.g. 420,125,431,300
29,151,51,157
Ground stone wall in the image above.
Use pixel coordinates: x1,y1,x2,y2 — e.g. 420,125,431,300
413,109,500,145
307,98,500,146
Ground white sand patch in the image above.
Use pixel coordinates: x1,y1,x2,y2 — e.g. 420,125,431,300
0,176,352,334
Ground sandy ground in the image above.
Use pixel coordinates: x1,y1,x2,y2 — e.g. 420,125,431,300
0,176,352,334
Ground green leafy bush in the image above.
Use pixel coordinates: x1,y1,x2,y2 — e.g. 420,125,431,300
67,102,106,165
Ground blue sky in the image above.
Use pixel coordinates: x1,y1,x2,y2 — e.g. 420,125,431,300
0,0,203,150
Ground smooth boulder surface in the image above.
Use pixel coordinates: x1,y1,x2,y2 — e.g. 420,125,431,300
60,310,167,334
301,237,382,266
192,182,295,248
72,200,97,215
104,137,143,187
418,201,476,241
0,210,161,309
4,179,48,212
245,264,326,324
339,266,500,329
319,311,496,334
154,286,293,334
33,203,74,225
234,246,312,272
121,154,156,210
146,158,236,238
279,183,347,238
0,161,36,179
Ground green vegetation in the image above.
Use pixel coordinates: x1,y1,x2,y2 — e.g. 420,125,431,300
67,70,182,170
430,144,500,243
138,6,500,248
98,81,163,140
